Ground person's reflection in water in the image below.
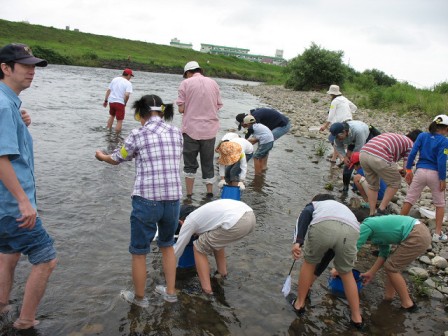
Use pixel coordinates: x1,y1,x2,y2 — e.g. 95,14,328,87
369,300,406,334
104,131,124,153
251,174,266,193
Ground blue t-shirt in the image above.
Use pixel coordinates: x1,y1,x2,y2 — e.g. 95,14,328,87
0,82,37,219
250,107,289,130
353,167,386,200
406,132,448,180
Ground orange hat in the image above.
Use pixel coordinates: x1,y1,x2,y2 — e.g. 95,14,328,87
217,141,242,165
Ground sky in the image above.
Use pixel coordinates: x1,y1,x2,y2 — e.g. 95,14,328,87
2,0,447,88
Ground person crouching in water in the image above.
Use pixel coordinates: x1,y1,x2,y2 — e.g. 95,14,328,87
240,115,274,175
95,95,183,305
216,140,247,190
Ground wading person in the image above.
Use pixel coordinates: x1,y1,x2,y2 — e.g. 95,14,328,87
174,200,255,295
0,43,58,330
320,84,357,164
102,68,133,133
290,194,363,329
216,141,247,189
95,94,183,305
176,61,223,198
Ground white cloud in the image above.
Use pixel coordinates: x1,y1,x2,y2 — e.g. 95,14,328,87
2,0,447,87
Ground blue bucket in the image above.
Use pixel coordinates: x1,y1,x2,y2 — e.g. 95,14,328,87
178,242,195,268
221,185,241,200
327,269,363,298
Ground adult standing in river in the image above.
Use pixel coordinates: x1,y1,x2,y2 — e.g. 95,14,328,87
176,61,223,197
0,43,57,330
320,84,357,164
102,68,133,133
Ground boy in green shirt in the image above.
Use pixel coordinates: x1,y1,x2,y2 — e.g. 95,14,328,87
357,215,431,311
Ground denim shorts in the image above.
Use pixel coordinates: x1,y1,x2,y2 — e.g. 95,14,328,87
272,121,291,140
254,141,274,159
225,161,242,183
129,196,180,255
0,216,56,265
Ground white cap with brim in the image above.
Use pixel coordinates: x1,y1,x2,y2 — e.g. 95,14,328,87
433,114,448,126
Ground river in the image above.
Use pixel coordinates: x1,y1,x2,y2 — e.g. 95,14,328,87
1,65,445,335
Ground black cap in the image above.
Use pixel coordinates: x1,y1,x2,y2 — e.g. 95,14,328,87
179,205,197,220
0,43,47,67
329,122,346,136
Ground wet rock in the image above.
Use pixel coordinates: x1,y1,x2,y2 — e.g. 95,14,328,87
428,288,446,300
419,256,432,265
408,267,429,279
432,256,448,269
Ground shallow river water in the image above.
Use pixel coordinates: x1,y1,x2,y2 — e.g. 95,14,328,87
1,65,446,335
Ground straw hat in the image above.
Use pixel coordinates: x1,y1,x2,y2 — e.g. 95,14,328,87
218,141,242,165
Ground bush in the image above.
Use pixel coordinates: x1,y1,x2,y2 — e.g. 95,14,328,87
284,42,345,91
433,81,448,94
32,46,73,65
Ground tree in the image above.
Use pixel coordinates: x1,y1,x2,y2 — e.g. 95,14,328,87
284,42,345,91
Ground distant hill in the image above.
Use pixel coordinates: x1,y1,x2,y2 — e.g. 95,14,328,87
0,19,283,82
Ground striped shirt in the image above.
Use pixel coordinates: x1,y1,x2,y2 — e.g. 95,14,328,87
361,133,413,163
111,116,183,200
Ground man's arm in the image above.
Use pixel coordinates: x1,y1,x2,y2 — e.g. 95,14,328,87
103,89,111,107
178,104,185,114
0,156,36,228
124,92,131,106
95,151,119,165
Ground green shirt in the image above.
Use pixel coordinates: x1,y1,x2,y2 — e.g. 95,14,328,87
357,215,418,258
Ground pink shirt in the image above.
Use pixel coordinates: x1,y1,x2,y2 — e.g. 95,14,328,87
176,73,223,140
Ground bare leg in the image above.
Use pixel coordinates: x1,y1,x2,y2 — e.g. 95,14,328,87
15,258,57,328
160,246,176,295
185,177,195,196
262,154,269,170
435,206,444,235
294,260,316,309
206,183,213,194
115,120,123,133
131,254,147,299
0,253,20,308
353,175,368,202
254,158,263,175
400,202,412,215
213,249,227,276
339,271,362,323
383,276,396,300
366,187,379,216
386,271,414,308
106,115,114,130
378,187,398,212
193,246,212,293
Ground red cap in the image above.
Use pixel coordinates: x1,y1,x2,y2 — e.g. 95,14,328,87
123,68,134,77
349,152,361,169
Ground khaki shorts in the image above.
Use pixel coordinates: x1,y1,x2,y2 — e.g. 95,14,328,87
303,220,359,274
360,152,401,189
384,223,431,273
194,211,256,255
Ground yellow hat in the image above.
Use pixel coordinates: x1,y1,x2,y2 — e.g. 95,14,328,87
217,141,242,165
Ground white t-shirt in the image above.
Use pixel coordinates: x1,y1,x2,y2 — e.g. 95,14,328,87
327,95,357,123
310,200,360,232
174,199,253,258
108,76,133,104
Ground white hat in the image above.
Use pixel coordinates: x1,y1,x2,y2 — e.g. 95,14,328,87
433,114,448,126
183,61,201,78
327,84,342,95
221,132,240,141
243,115,256,124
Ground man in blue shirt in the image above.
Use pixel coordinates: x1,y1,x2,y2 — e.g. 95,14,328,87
0,43,57,330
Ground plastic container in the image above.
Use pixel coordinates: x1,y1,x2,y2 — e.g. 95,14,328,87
327,269,363,298
221,185,241,200
178,240,195,268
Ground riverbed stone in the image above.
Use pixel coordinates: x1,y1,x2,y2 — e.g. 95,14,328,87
432,256,448,269
419,255,432,265
408,267,429,279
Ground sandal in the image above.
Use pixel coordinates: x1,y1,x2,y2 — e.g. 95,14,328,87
290,298,306,316
349,318,365,330
326,158,337,163
13,318,40,330
400,303,418,312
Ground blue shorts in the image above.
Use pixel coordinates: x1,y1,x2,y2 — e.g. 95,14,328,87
0,216,56,265
129,196,180,255
254,141,274,159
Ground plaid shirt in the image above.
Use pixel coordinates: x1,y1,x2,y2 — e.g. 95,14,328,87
111,116,183,200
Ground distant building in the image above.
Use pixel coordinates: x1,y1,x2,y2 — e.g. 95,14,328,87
200,43,286,66
170,38,193,49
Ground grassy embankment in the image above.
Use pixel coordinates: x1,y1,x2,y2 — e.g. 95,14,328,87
0,19,283,83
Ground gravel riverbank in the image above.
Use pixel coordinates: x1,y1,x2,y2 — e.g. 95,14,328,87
240,84,448,304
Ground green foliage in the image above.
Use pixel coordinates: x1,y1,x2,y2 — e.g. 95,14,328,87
314,140,327,157
363,69,397,87
433,81,448,94
0,19,283,83
410,275,429,297
284,42,345,91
